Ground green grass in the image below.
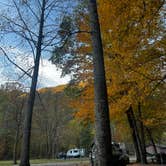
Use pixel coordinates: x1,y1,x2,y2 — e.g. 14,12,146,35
0,159,60,166
0,158,89,166
0,160,13,166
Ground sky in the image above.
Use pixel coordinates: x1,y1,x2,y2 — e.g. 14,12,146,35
38,59,71,88
0,60,70,89
0,47,71,89
0,0,73,89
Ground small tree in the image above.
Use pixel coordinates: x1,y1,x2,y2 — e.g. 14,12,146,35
0,82,25,162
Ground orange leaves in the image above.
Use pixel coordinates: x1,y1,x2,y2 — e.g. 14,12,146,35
76,11,91,45
69,84,95,122
98,0,165,57
67,0,166,134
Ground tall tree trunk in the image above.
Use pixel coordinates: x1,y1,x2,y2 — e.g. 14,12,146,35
19,1,46,166
88,0,112,165
138,102,147,164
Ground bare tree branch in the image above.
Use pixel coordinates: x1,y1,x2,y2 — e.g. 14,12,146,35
18,67,34,81
0,47,32,78
12,0,37,48
2,15,38,39
42,30,92,50
0,46,48,131
25,3,40,22
148,74,166,96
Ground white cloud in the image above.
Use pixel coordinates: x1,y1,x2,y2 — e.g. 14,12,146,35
0,68,9,85
0,46,70,88
38,59,70,88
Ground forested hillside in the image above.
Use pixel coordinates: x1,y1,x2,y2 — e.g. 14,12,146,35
0,82,93,160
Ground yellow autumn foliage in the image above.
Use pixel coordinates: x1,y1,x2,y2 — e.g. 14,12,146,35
38,84,66,94
68,0,166,134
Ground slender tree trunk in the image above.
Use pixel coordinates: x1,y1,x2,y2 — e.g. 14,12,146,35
46,139,49,158
126,107,141,162
19,1,46,166
52,141,56,159
126,106,144,163
146,127,158,154
138,102,147,164
130,106,144,163
4,136,9,160
88,0,112,165
134,137,141,163
13,125,20,164
48,137,52,158
14,97,24,164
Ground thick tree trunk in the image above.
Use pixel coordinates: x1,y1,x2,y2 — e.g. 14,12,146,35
19,1,46,166
138,102,147,164
88,0,112,165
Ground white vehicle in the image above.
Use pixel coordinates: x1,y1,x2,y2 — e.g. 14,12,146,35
66,148,85,158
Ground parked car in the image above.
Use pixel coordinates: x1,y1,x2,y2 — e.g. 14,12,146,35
57,152,66,159
146,152,156,163
66,148,85,158
89,142,129,166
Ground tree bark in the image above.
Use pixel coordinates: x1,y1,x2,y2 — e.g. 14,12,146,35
13,97,24,164
138,102,147,164
13,125,20,164
88,0,112,165
19,1,46,166
126,107,141,162
130,106,144,163
146,127,158,154
126,106,144,163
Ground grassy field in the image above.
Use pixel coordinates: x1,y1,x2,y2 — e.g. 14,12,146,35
0,159,163,166
0,158,89,166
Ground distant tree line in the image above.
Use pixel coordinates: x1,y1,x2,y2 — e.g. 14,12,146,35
0,82,93,162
